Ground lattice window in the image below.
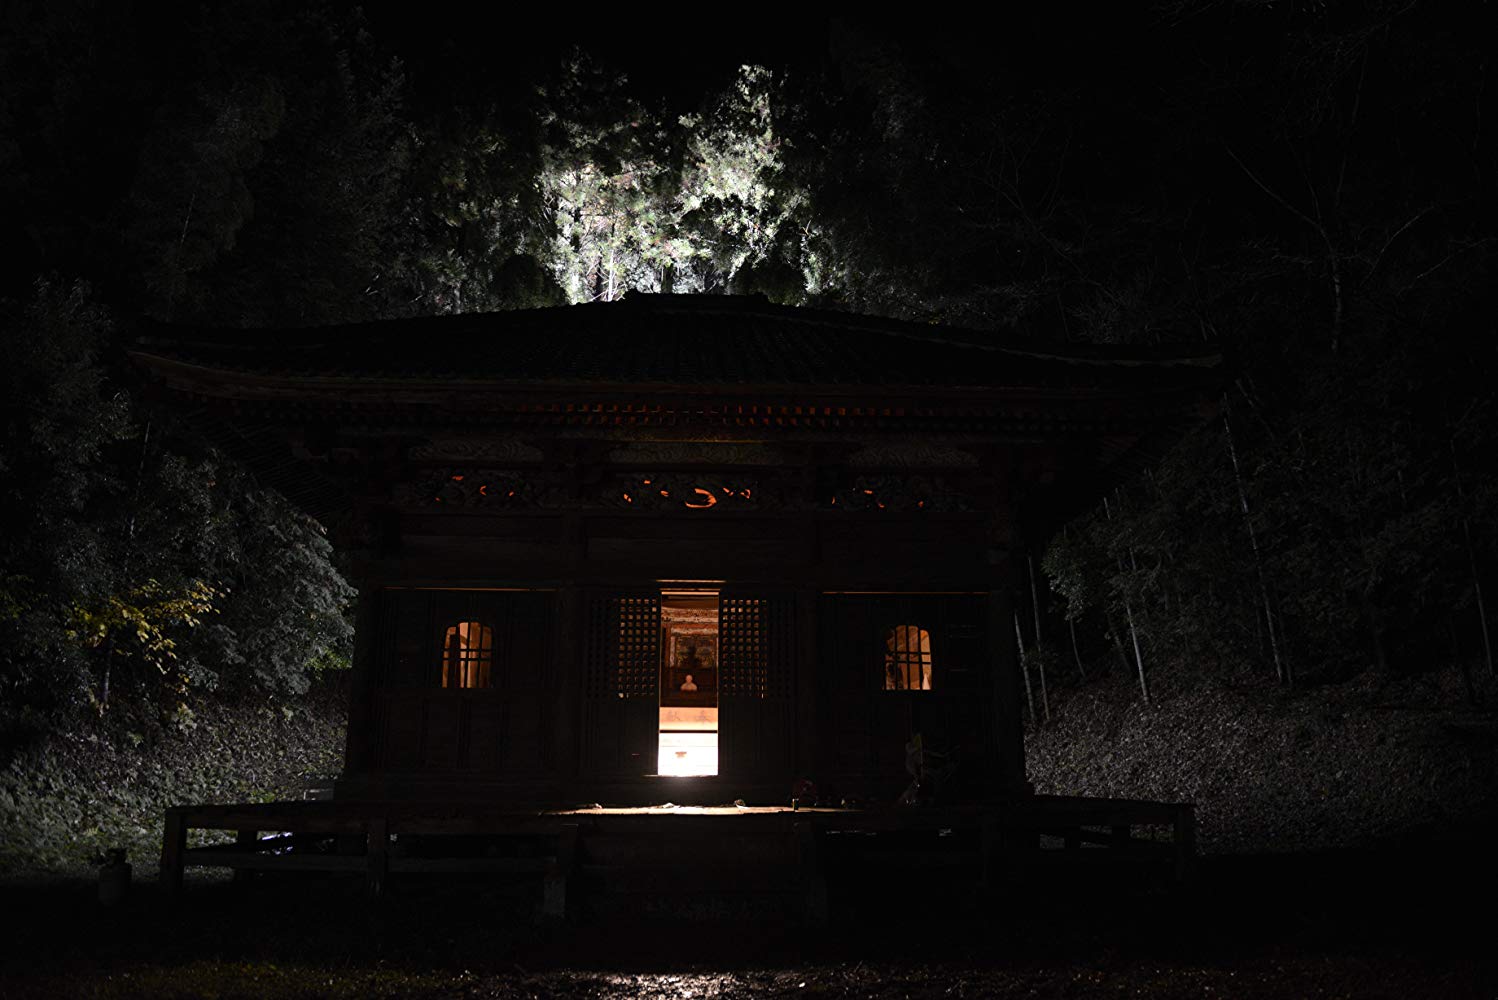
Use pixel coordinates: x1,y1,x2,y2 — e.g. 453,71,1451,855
720,597,793,700
586,596,661,700
441,621,493,688
615,597,659,698
884,625,933,691
720,598,764,698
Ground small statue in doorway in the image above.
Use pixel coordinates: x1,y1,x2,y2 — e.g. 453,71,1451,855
680,674,697,691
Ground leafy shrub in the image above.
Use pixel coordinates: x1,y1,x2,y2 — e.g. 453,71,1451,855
0,677,347,874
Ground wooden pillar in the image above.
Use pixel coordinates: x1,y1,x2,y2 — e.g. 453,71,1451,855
365,817,389,898
553,587,583,788
160,809,187,897
980,814,1000,889
1173,806,1197,884
794,587,819,786
540,823,579,921
984,447,1028,801
340,584,382,780
795,820,829,926
987,577,1025,798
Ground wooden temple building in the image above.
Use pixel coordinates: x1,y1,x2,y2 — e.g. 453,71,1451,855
131,294,1220,912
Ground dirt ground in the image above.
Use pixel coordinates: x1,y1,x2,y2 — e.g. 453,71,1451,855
0,843,1490,999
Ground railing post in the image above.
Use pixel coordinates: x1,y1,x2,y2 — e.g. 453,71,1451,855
161,809,187,898
366,817,389,898
795,821,829,926
981,814,1000,889
540,823,578,921
1173,806,1196,884
233,829,258,883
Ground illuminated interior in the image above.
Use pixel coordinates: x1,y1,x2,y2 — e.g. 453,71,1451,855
657,593,719,776
884,625,933,690
441,620,493,688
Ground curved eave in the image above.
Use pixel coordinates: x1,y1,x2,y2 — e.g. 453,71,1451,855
127,349,1221,411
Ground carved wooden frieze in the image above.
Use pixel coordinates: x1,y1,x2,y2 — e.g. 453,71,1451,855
389,458,987,514
824,474,976,513
392,468,552,508
604,473,783,511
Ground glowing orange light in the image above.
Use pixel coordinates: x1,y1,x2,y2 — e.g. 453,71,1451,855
863,489,874,495
642,479,652,485
479,484,488,495
506,490,515,498
722,487,733,494
742,489,751,498
917,500,925,508
451,475,464,482
659,490,670,497
684,488,718,509
623,493,633,503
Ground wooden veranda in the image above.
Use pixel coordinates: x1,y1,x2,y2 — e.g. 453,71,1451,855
161,795,1196,920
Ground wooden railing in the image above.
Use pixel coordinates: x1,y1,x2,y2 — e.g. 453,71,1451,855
161,802,578,916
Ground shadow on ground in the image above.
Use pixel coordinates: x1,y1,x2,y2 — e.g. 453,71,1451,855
1,831,1491,999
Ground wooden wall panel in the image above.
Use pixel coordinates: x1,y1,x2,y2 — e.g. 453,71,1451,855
421,698,462,769
819,593,991,796
464,698,505,771
370,588,557,779
379,697,423,771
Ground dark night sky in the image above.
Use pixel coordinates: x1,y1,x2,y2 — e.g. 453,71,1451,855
354,9,1160,113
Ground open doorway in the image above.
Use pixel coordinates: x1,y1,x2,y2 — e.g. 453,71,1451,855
658,592,718,775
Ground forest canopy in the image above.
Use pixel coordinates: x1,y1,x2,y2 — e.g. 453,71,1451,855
0,2,1494,740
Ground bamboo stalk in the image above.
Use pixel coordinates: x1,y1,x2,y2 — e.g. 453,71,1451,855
1028,556,1050,721
1069,615,1086,680
1224,402,1288,685
1015,611,1036,725
1105,496,1150,705
1448,435,1494,676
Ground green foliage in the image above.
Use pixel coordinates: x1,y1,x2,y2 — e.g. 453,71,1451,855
67,578,219,714
200,483,355,696
0,281,354,732
391,111,559,313
529,59,810,303
1019,6,1498,691
120,4,411,326
0,281,130,717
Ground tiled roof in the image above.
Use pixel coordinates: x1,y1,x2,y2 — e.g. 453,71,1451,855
131,294,1222,392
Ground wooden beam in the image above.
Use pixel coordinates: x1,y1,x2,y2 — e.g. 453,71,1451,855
182,850,367,872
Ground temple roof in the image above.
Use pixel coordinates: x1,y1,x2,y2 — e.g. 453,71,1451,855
129,296,1226,528
130,294,1222,397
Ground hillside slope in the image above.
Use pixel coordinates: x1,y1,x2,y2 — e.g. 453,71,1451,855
0,678,348,874
1025,665,1498,853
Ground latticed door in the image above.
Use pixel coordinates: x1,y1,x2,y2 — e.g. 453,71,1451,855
718,592,797,787
580,591,661,778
